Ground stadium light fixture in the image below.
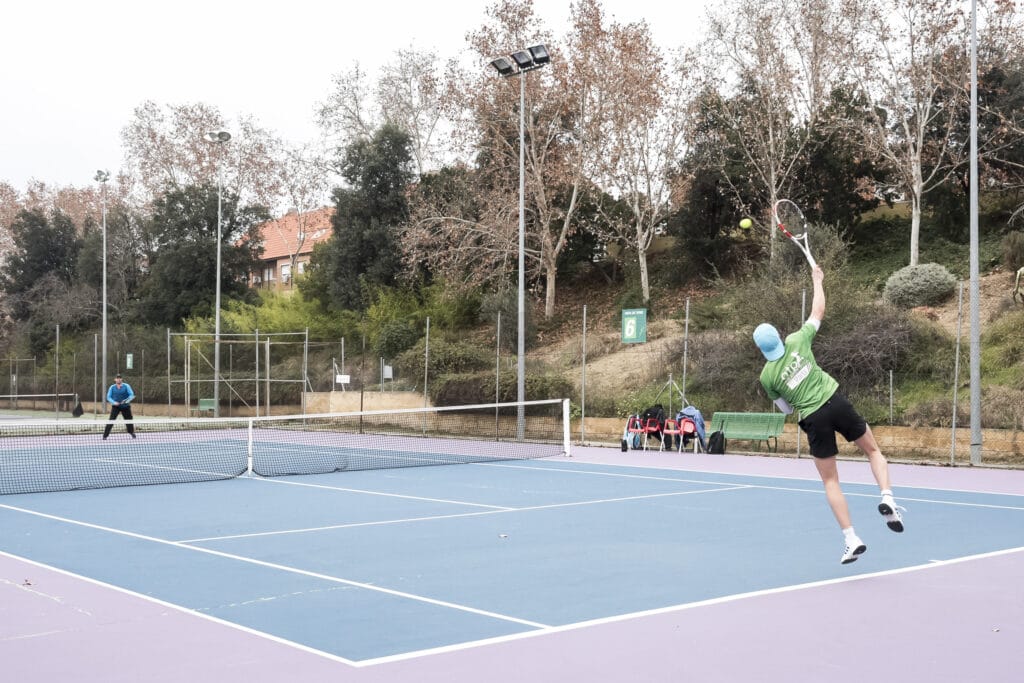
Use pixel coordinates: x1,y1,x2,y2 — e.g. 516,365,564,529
489,44,551,439
202,130,232,417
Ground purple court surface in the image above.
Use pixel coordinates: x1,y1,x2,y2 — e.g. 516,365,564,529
3,446,1023,683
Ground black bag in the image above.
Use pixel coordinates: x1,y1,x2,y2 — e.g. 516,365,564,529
71,401,84,418
707,430,726,454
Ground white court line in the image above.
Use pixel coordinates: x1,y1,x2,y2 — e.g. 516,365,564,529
245,475,514,510
0,549,362,668
179,485,750,543
527,456,1024,497
352,544,1024,667
0,501,548,630
479,461,1024,510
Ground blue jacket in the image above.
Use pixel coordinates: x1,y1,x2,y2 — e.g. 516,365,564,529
107,382,135,405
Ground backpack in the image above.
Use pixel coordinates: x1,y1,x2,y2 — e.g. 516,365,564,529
707,430,726,454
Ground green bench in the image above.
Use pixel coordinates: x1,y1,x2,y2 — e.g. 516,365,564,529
194,398,217,416
709,412,786,453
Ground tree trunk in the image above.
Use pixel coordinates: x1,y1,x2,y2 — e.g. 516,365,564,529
544,259,557,319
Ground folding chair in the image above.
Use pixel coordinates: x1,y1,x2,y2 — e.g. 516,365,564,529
661,418,681,452
642,418,662,450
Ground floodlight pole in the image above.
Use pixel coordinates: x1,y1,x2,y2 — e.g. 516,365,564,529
968,0,982,464
94,170,110,407
491,45,550,441
517,69,526,440
203,131,232,418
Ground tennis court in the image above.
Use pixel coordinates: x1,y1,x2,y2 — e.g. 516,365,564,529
2,408,1023,682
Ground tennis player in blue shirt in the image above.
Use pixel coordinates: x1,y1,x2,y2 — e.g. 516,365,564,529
103,373,136,439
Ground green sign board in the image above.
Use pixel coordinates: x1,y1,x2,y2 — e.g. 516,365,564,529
621,308,647,344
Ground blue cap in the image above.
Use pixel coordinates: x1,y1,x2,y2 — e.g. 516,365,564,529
753,323,785,361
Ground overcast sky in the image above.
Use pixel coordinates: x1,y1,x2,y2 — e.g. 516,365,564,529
1,1,709,191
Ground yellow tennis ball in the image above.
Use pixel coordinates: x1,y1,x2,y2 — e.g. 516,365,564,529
739,218,753,229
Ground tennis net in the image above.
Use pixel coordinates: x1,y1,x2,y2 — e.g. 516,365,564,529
0,399,570,495
0,393,80,418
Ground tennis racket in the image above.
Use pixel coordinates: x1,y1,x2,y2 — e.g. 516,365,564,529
773,199,817,268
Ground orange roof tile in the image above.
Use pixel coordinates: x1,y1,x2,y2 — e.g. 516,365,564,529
257,207,334,261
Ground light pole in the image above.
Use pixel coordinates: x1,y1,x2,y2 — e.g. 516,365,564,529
490,44,550,439
94,170,110,408
202,130,232,417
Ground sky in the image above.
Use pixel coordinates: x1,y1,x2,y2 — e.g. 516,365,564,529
1,0,708,191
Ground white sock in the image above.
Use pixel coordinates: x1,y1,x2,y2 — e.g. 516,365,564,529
842,526,858,540
881,489,894,500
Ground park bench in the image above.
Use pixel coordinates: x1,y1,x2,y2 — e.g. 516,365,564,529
193,398,217,416
709,412,786,453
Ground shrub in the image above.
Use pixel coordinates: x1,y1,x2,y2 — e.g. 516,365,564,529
394,338,492,379
882,263,957,308
429,370,574,406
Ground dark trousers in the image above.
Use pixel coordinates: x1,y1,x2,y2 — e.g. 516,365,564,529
103,403,135,437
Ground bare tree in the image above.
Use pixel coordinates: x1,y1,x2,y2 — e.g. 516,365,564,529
317,48,454,177
121,101,281,208
697,0,848,247
841,0,972,265
586,16,691,306
267,142,332,287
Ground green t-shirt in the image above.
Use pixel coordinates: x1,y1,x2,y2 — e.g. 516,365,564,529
759,320,838,416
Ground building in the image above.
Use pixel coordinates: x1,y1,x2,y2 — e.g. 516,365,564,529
251,207,333,291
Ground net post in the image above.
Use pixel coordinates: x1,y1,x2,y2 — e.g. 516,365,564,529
247,418,254,476
562,398,572,457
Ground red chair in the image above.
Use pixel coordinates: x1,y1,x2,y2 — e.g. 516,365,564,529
661,419,681,452
679,417,698,452
642,418,662,450
624,416,645,450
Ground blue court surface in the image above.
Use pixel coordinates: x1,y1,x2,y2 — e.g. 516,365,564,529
3,446,1024,682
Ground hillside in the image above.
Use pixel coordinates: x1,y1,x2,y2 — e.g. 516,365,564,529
533,267,1018,407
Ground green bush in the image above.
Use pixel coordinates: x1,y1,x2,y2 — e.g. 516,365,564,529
394,337,493,379
429,370,574,407
374,318,419,358
882,263,957,308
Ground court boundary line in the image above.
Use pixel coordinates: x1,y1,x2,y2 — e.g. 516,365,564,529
354,544,1024,667
530,456,1024,497
486,460,1024,503
0,501,549,630
4,494,1023,667
0,549,361,667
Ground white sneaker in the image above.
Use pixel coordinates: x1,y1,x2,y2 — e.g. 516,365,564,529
879,497,906,532
841,536,867,564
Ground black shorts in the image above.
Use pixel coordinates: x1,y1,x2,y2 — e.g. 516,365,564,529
797,392,867,459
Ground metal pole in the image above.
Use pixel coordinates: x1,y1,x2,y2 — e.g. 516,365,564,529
54,324,60,418
516,70,526,440
423,317,430,408
495,311,501,432
302,327,309,415
968,0,982,465
166,328,171,416
951,281,964,465
214,167,223,417
681,298,690,402
254,328,260,417
581,304,587,443
100,176,108,409
94,334,98,417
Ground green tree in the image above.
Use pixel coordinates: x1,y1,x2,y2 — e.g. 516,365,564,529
136,184,266,326
0,208,80,320
311,123,414,311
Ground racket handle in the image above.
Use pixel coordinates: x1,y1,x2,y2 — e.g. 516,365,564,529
806,252,818,269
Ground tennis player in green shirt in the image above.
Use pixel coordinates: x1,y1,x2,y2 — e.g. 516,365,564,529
754,265,905,564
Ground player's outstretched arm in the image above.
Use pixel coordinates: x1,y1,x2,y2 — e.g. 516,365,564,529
810,265,825,320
